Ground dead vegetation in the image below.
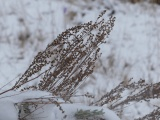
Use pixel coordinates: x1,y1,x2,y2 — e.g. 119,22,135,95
0,7,160,120
121,0,160,4
0,10,116,119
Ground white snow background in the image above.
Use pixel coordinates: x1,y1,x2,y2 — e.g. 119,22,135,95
0,0,160,119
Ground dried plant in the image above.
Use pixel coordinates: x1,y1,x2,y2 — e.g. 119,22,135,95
120,0,160,4
135,106,160,120
0,10,116,120
1,8,160,120
90,78,160,119
2,10,114,101
0,9,115,98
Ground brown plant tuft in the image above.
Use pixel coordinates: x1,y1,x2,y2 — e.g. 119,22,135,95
6,10,115,102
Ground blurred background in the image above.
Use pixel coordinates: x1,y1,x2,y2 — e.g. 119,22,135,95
0,0,160,119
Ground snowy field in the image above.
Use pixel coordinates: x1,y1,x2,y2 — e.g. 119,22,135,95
0,0,160,119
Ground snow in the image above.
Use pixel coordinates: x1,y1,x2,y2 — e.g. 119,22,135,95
0,90,120,120
0,101,18,120
53,104,120,120
0,0,160,119
0,90,51,120
0,90,51,103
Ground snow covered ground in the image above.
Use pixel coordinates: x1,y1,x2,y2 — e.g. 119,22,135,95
0,0,160,119
0,91,120,120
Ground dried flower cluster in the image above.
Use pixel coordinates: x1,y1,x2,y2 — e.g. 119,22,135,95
135,107,160,120
91,78,160,119
0,10,116,120
8,10,115,101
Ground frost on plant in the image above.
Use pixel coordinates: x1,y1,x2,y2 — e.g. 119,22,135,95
75,109,105,120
